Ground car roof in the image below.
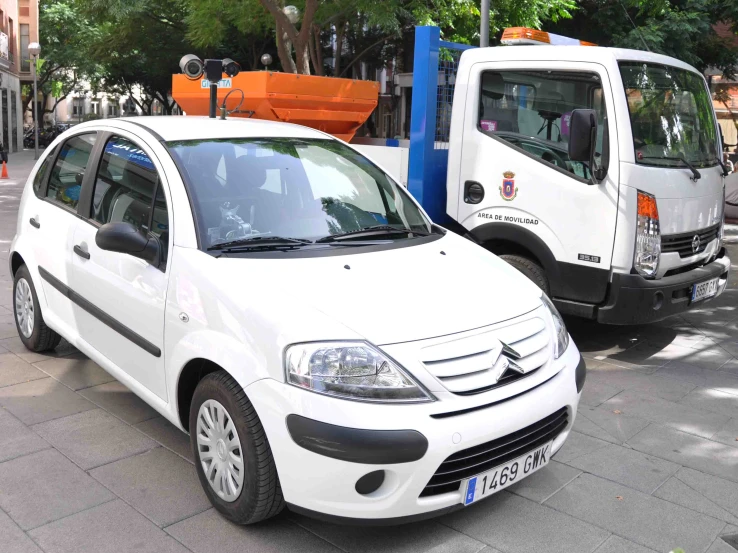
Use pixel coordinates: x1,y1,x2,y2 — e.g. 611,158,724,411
81,116,331,142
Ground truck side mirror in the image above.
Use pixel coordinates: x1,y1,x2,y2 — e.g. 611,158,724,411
568,109,597,162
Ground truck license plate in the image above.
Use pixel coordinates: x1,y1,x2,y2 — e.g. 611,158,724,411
462,441,552,506
692,278,718,303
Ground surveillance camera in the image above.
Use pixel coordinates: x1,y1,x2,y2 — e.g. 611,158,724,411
179,54,204,80
222,58,241,78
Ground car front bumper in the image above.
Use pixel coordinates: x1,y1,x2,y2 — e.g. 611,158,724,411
245,342,583,524
596,248,730,325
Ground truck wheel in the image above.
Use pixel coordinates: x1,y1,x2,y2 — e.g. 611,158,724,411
500,255,550,294
190,371,284,524
13,265,62,352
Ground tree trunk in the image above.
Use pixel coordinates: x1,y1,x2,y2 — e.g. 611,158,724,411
275,20,297,73
308,25,319,76
334,20,346,76
314,24,323,76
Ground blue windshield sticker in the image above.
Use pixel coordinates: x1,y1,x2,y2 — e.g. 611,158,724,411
106,141,156,171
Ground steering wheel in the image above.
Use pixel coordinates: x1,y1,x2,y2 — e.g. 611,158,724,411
541,149,569,169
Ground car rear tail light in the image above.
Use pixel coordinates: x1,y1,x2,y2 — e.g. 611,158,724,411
634,190,660,278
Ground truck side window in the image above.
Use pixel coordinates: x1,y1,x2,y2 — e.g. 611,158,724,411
479,70,608,180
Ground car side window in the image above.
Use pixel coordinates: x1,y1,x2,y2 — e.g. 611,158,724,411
32,146,57,197
478,70,608,180
47,134,97,209
91,136,169,267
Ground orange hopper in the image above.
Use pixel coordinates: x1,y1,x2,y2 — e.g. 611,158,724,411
172,72,379,142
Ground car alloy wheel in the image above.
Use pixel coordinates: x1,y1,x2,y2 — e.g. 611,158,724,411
14,277,34,338
196,399,245,502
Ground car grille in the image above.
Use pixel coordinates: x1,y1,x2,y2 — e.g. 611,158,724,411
419,407,569,497
420,313,550,395
661,224,719,258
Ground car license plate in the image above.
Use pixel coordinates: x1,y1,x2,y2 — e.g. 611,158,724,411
462,441,552,506
692,277,719,303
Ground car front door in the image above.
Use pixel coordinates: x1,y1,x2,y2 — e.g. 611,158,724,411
68,132,171,400
30,133,98,332
454,62,620,305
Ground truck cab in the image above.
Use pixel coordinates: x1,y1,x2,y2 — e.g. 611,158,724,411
446,45,730,324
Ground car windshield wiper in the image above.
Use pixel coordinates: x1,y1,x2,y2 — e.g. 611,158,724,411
207,236,313,251
314,225,433,243
640,155,701,180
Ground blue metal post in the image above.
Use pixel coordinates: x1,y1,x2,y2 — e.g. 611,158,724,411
408,26,440,213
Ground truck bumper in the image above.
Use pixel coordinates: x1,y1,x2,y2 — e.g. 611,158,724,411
596,248,730,325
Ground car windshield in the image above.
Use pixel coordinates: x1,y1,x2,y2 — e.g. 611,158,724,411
619,62,719,168
165,138,431,249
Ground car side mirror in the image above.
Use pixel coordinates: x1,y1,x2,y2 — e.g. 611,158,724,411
96,222,160,265
568,109,600,184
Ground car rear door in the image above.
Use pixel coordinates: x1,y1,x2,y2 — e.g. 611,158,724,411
68,130,172,400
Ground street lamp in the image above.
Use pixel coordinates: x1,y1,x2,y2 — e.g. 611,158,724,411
28,42,41,159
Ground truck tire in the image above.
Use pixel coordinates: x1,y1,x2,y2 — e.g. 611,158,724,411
500,254,550,295
13,264,62,352
190,370,284,524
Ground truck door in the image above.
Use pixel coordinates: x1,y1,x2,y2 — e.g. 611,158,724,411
453,62,619,307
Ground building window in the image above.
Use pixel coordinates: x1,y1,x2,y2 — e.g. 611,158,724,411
20,24,28,72
91,101,99,115
72,98,84,117
107,103,119,117
9,17,14,58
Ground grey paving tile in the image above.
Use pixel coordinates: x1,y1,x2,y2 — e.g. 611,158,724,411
90,447,209,527
506,461,581,503
0,378,96,425
78,380,159,425
33,408,157,470
655,361,738,395
656,344,737,372
167,508,343,553
0,508,44,553
134,416,193,462
0,336,78,363
601,389,730,439
711,418,738,449
573,406,651,445
552,431,613,464
669,468,738,523
440,491,609,553
593,535,657,553
563,443,679,494
0,406,49,462
587,369,696,402
292,514,487,553
599,342,680,369
544,473,725,553
29,500,189,553
0,449,114,530
653,475,738,526
579,378,621,407
627,424,738,484
0,352,47,388
706,535,738,553
680,386,738,418
33,353,115,391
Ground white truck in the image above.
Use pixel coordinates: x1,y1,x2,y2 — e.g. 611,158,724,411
364,29,731,325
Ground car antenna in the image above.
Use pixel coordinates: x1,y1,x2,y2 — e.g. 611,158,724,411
617,0,651,52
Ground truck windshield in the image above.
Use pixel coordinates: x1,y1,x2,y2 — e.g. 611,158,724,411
166,137,431,249
619,62,719,168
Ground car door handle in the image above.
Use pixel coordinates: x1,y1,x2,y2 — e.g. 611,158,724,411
29,217,40,229
73,245,90,260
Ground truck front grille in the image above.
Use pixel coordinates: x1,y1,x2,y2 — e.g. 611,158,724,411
420,407,569,497
420,311,550,395
661,224,719,258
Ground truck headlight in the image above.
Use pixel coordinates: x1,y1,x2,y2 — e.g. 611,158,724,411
634,190,660,278
541,295,569,359
285,341,433,402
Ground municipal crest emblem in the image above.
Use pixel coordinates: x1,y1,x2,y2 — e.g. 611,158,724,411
500,171,517,201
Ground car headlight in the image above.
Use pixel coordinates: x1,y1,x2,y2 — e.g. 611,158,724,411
541,295,569,359
634,190,660,278
284,341,434,403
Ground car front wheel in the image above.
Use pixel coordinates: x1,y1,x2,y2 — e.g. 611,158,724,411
13,264,61,352
190,371,284,524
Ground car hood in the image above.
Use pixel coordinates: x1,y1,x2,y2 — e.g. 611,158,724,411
215,232,544,345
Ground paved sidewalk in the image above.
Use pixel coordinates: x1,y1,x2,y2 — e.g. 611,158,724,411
1,150,738,553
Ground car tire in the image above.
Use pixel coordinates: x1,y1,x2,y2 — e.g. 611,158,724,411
13,264,62,352
190,370,284,524
500,254,550,295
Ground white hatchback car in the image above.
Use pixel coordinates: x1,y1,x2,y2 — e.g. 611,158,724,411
10,117,584,525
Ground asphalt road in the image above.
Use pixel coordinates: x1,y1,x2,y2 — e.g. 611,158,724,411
0,150,737,553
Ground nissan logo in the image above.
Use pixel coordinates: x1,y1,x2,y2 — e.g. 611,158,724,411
692,235,701,254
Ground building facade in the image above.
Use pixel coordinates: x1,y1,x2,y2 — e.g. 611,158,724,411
0,0,28,152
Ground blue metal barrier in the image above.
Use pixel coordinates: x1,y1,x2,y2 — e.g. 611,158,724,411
408,27,476,224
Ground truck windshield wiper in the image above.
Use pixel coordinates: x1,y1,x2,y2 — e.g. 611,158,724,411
207,236,313,251
640,155,701,180
314,225,433,243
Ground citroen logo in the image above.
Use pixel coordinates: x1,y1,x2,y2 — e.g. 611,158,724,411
692,235,700,254
489,341,526,383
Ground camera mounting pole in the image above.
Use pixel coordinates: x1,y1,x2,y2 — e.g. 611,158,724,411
204,59,224,119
